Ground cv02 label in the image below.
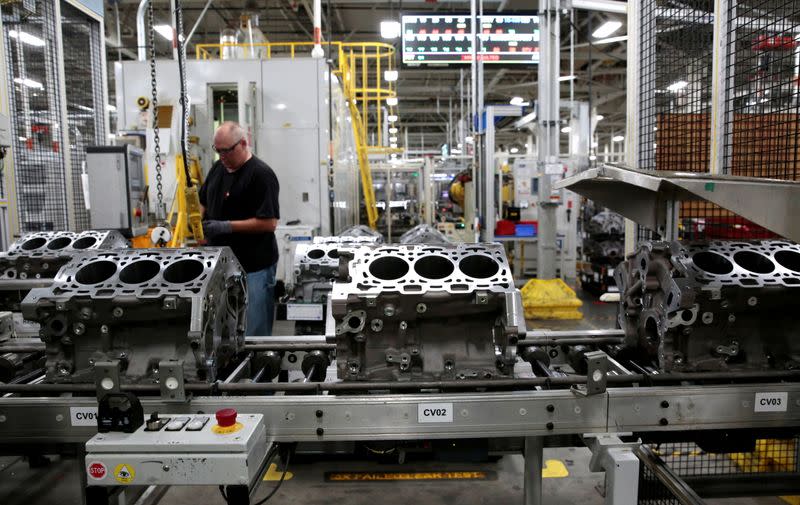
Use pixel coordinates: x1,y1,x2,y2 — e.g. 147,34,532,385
754,392,788,412
70,406,99,426
417,403,453,423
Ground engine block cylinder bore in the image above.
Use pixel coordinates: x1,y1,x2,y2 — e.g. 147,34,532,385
413,255,454,279
75,261,118,285
22,247,246,384
20,237,47,251
774,250,800,272
119,260,161,284
163,259,204,284
332,243,524,382
368,256,409,280
733,250,775,274
72,236,98,249
615,240,800,372
307,249,325,260
46,237,72,250
691,251,733,275
458,254,500,279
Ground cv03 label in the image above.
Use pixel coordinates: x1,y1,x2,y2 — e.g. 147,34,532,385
754,392,788,412
417,403,453,423
70,406,99,426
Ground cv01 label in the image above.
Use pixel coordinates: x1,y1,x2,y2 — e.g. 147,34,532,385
418,403,453,423
70,406,99,426
754,392,788,412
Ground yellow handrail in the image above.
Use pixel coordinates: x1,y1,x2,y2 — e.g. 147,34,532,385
194,40,390,229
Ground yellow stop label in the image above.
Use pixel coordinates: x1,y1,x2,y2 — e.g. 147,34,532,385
114,463,136,484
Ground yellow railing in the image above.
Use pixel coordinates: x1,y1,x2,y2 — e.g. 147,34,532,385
195,41,390,229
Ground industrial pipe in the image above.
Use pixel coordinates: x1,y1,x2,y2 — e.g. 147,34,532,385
137,0,148,61
310,0,324,58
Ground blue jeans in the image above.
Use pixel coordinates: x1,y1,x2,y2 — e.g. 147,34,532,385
246,263,277,336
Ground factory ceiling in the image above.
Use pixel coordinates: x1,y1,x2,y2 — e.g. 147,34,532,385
105,0,627,152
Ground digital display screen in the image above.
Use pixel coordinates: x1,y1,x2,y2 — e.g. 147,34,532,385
402,14,540,66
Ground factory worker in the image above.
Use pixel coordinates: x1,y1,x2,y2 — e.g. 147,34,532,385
199,121,280,336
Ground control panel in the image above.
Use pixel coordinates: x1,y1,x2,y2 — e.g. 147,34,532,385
85,409,267,486
85,145,148,238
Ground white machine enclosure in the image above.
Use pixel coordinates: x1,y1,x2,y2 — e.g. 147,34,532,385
85,414,267,486
114,58,359,236
85,145,148,238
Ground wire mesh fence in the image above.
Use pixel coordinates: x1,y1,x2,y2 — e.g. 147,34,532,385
650,437,800,477
2,0,69,233
61,1,105,231
634,0,800,243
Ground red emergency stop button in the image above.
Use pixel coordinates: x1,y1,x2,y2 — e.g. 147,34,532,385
216,408,237,427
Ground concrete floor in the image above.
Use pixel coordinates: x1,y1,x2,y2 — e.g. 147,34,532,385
0,289,792,504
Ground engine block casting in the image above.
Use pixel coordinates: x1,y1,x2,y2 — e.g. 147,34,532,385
615,240,800,372
22,247,246,383
331,243,525,381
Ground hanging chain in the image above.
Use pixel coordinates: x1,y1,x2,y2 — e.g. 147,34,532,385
175,0,190,172
147,0,165,219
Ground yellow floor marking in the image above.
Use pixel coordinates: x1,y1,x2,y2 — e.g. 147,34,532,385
542,459,569,478
263,463,294,481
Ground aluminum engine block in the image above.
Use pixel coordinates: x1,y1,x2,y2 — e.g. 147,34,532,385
291,242,344,303
1,230,128,281
615,240,800,372
22,248,246,383
331,243,525,381
338,225,384,243
398,224,451,245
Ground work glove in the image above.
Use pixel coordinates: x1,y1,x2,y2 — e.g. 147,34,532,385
202,220,232,239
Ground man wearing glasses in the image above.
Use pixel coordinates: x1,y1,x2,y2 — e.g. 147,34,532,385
199,121,280,336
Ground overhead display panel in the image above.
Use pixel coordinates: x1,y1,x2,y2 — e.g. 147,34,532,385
401,14,540,66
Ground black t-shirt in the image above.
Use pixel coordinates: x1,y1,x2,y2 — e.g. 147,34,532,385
199,156,280,272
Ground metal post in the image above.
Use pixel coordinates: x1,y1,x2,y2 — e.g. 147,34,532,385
625,0,642,254
523,436,544,505
710,0,732,175
536,0,560,279
483,106,496,241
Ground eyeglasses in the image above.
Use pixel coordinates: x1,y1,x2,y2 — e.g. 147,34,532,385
213,137,242,154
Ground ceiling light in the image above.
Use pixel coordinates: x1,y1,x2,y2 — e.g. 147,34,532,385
558,75,576,81
465,136,474,143
384,70,398,82
106,104,117,112
561,126,571,133
387,114,398,122
380,20,401,39
14,77,43,89
390,143,398,148
589,155,597,161
275,103,287,110
596,114,604,121
595,35,628,45
9,30,45,47
389,127,398,134
666,80,688,92
510,147,519,154
509,96,526,106
389,136,398,142
592,20,622,39
612,135,624,142
386,97,398,106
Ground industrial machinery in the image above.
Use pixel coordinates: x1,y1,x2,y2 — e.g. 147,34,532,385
337,224,384,243
615,240,800,372
85,146,148,239
21,247,246,383
332,243,524,381
0,230,129,335
281,234,382,334
398,224,451,245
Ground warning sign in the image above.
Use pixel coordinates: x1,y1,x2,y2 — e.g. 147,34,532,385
114,463,136,484
87,461,107,480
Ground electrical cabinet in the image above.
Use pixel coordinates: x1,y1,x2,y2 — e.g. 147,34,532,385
85,145,148,238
